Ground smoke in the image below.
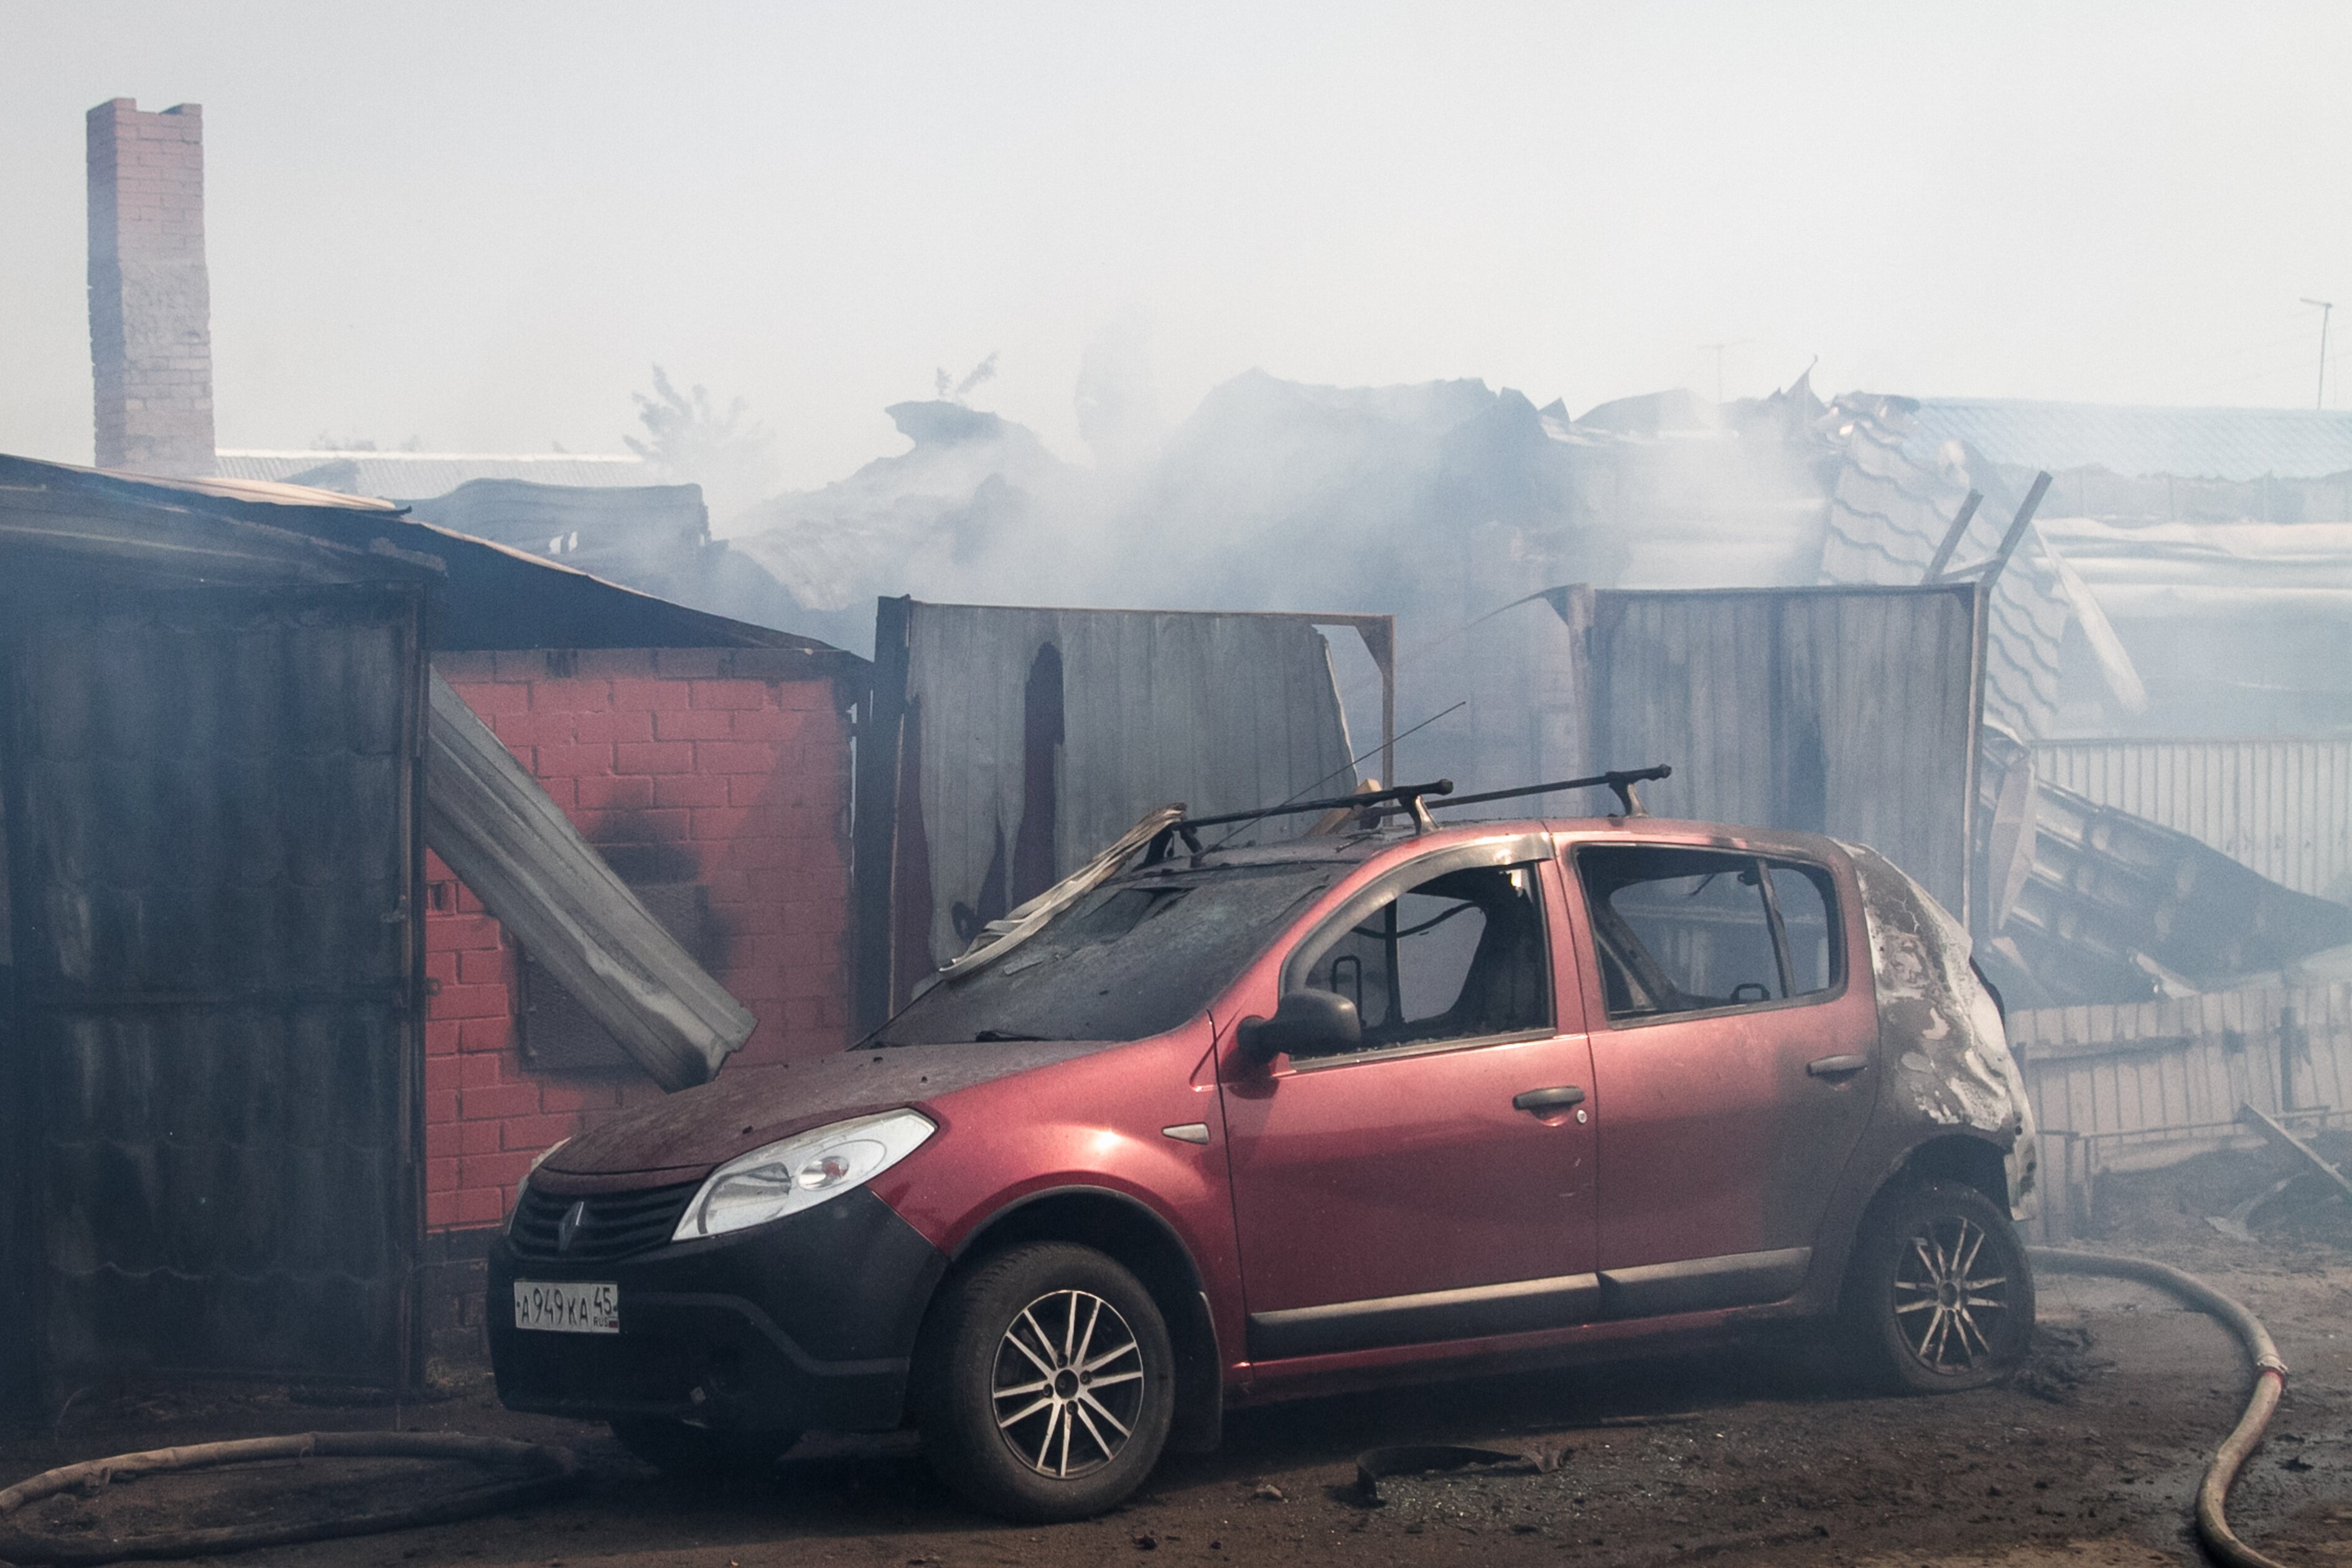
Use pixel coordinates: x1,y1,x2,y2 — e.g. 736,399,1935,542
935,354,1000,404
724,362,1855,791
625,366,780,523
1074,312,1164,470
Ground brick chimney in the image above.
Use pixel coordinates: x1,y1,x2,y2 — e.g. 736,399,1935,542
86,99,215,476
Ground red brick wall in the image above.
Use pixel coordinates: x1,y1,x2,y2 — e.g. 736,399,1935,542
423,649,854,1233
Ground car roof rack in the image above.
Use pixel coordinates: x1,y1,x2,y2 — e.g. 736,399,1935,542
1141,763,1673,864
1429,763,1672,819
1145,779,1458,862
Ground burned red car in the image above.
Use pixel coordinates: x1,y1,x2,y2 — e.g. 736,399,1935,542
490,773,2039,1521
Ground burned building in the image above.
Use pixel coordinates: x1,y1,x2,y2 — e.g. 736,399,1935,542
0,454,866,1411
0,460,434,1414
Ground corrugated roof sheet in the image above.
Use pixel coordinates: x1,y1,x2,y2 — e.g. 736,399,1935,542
1907,399,2352,483
214,449,653,497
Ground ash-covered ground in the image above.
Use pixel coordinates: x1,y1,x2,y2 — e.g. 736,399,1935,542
6,1139,2348,1568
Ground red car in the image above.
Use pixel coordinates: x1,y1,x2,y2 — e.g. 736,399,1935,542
491,784,2038,1521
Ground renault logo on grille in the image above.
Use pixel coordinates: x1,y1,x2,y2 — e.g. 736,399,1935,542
557,1200,589,1254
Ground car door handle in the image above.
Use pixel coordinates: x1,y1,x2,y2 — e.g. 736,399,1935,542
1806,1053,1869,1078
1512,1086,1587,1113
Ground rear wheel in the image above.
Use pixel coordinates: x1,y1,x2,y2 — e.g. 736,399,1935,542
1846,1180,2035,1392
914,1241,1175,1521
608,1417,800,1480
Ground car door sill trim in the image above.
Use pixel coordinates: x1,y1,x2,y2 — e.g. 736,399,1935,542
1597,1247,1813,1318
1247,1272,1602,1359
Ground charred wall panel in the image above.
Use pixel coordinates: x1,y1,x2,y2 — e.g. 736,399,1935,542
1584,584,1984,919
2,587,422,1388
0,752,37,1416
858,601,1358,1016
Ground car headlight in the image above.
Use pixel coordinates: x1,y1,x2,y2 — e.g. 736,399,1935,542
671,1110,936,1243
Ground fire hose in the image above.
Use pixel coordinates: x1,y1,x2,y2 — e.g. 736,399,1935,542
2030,1248,2290,1568
0,1430,580,1566
0,1253,2299,1566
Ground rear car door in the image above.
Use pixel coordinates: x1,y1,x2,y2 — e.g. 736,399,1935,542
1567,841,1876,1316
1219,838,1600,1358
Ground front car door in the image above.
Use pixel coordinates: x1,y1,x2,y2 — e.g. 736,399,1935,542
1564,837,1878,1317
1218,836,1600,1360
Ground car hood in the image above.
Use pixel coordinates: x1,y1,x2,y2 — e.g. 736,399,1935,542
540,1039,1101,1182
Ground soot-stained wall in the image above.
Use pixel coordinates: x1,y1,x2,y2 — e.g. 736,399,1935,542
421,649,854,1237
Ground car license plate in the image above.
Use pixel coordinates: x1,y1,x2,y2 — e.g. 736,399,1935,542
513,1280,618,1334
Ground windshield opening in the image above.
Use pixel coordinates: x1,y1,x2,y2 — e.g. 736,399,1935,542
869,863,1337,1046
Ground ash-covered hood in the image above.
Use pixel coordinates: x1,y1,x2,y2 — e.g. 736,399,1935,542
542,1039,1098,1180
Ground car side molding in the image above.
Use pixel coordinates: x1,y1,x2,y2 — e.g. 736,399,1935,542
1595,1248,1813,1319
1248,1272,1603,1360
1246,1247,1816,1361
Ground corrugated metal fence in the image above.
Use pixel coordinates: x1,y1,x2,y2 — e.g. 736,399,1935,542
2033,738,2352,902
1573,584,1985,921
2010,981,2352,1238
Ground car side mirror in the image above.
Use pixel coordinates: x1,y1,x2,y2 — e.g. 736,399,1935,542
1235,990,1361,1066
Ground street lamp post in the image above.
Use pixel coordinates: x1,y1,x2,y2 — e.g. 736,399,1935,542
2302,298,2335,409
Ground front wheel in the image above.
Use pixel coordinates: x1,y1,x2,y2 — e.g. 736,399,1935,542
1846,1179,2035,1392
913,1241,1175,1521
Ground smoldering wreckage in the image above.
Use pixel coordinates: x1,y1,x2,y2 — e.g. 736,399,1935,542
4,106,2352,1568
6,449,2351,1567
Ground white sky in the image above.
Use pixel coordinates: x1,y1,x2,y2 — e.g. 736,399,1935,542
4,2,2350,487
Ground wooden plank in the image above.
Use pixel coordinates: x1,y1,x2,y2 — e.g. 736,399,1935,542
1921,490,1985,582
2063,1063,2093,1136
2315,993,2352,1110
2048,1062,2079,1134
1969,470,2053,589
2095,1050,2129,1135
2158,1046,2192,1129
2238,1103,2352,1201
2129,1053,2162,1134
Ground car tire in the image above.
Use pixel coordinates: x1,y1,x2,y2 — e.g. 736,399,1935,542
608,1417,800,1480
913,1241,1176,1521
1846,1179,2036,1393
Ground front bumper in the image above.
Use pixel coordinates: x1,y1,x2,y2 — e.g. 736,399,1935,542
488,1183,946,1433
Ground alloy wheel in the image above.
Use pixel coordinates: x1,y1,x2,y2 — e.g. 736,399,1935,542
1892,1212,2014,1373
991,1288,1145,1479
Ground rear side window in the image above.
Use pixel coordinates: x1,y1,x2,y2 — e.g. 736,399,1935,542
1574,845,1841,1022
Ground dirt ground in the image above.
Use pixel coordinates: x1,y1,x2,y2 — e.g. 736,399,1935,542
6,1139,2350,1568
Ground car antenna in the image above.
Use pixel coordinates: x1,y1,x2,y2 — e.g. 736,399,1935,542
1144,778,1458,862
1426,763,1673,819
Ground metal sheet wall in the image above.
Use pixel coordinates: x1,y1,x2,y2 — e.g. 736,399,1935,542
1584,584,1984,918
0,783,32,1415
2,588,422,1388
2033,738,2352,903
897,604,1356,981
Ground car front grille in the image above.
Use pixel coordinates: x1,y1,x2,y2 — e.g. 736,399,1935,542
510,1178,702,1261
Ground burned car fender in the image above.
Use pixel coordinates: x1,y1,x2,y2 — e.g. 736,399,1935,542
1839,842,2039,1220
